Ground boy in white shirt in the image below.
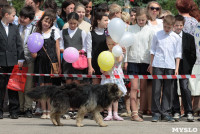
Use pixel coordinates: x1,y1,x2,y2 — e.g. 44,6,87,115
148,15,182,122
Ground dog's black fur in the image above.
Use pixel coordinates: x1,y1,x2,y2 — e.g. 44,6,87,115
27,83,123,127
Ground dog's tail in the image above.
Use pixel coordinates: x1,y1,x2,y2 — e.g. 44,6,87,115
27,85,59,100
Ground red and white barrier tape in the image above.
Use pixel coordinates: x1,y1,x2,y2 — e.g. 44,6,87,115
0,73,199,79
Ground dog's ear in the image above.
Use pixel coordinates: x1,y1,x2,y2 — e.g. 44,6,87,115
110,84,119,93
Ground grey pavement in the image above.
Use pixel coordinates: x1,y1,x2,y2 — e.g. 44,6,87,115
0,114,199,134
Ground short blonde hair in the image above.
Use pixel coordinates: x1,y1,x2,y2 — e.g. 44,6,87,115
121,12,130,24
163,15,175,25
109,3,121,19
75,2,85,12
160,10,172,19
1,5,15,17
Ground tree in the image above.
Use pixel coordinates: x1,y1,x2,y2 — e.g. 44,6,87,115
10,0,24,15
11,0,200,16
55,0,65,7
92,0,124,6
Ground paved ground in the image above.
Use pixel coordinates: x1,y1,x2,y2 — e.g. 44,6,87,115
0,113,200,134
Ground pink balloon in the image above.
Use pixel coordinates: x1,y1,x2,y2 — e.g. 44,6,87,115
63,47,79,63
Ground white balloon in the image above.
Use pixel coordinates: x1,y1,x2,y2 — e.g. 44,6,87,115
112,45,123,57
108,18,126,43
119,32,134,47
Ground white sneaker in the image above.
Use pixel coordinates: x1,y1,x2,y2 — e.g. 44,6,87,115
46,114,50,119
173,113,180,119
40,114,47,119
62,114,70,120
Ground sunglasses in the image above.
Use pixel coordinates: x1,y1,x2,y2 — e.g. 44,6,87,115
150,7,160,11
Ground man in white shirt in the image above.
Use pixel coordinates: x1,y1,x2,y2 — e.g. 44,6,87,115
148,15,182,122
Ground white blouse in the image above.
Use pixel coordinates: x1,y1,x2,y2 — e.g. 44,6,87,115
148,19,163,33
125,24,155,64
42,27,61,40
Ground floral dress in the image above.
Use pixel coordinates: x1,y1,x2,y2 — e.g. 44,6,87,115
101,55,127,95
183,17,198,36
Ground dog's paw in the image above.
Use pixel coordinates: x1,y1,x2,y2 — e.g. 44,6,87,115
58,123,64,126
53,123,58,126
100,123,108,127
76,123,84,127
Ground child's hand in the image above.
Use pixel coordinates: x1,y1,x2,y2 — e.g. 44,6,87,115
79,50,85,54
88,66,95,75
18,61,23,68
31,53,37,58
100,69,107,75
123,62,128,71
147,65,153,75
121,47,126,54
175,68,179,75
59,65,62,74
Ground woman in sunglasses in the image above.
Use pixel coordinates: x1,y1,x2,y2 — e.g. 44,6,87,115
141,1,163,117
146,1,163,32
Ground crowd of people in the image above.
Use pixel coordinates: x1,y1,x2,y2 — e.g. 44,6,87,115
0,0,200,123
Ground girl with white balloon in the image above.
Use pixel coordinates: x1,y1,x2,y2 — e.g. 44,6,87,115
100,3,128,121
125,8,155,122
101,35,127,121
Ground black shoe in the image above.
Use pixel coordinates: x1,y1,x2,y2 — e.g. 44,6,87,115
10,114,18,119
187,113,194,122
162,115,175,122
197,118,200,121
18,111,25,117
0,111,3,119
152,115,160,122
25,109,33,118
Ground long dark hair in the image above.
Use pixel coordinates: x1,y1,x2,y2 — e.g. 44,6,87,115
60,0,75,22
67,12,79,22
92,12,108,31
33,0,43,7
36,10,56,33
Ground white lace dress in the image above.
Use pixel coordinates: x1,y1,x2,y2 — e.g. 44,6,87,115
101,56,127,95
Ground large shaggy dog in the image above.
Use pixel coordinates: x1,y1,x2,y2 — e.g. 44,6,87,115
27,83,123,127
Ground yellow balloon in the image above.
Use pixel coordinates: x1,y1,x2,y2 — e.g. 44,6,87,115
98,51,115,71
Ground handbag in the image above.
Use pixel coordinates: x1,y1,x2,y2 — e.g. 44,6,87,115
7,65,28,92
43,46,59,77
72,50,88,70
51,62,59,74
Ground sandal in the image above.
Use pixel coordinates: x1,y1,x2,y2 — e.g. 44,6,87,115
120,111,131,117
40,114,47,119
41,110,47,119
146,110,152,115
138,111,144,119
104,115,113,121
131,111,143,122
113,115,124,121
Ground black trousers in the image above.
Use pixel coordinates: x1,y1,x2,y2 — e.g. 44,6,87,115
0,66,20,115
173,79,193,114
151,67,174,117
